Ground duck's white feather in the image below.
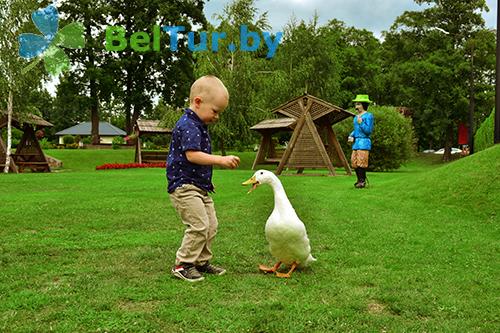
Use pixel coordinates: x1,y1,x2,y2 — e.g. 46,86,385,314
258,171,316,267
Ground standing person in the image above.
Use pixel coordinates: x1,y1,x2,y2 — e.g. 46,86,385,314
348,94,374,188
167,75,240,282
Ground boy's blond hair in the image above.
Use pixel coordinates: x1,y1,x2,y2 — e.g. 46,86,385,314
189,75,229,104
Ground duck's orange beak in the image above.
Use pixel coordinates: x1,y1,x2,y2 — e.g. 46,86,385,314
242,176,259,194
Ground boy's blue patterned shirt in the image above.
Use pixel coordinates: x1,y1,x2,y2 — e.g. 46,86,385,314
167,108,213,193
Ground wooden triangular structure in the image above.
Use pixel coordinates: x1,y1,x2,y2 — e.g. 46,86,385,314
251,94,355,176
0,112,53,173
14,125,51,172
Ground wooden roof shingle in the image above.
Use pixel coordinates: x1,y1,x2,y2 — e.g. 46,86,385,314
135,120,172,134
271,94,355,124
0,111,54,128
250,118,296,131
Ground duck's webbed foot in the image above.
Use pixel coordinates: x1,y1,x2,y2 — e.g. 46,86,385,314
259,261,281,273
275,262,298,278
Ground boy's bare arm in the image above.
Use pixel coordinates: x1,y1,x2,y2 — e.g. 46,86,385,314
185,150,240,169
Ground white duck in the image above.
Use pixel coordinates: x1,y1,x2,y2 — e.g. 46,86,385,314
242,170,316,278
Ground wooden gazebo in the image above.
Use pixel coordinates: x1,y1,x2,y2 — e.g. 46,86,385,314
0,112,54,173
133,120,172,163
251,94,355,176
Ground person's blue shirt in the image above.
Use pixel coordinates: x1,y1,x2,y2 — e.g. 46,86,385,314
350,112,374,150
167,108,213,193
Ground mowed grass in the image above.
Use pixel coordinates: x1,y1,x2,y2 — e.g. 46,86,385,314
0,146,499,332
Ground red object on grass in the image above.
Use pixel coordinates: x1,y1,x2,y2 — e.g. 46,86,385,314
96,162,166,170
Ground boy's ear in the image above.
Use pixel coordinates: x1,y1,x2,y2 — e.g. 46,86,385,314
193,96,202,109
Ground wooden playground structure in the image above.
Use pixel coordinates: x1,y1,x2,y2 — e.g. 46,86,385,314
250,94,355,176
133,120,172,163
0,112,53,173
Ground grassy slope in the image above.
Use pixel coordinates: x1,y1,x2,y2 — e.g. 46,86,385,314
0,147,498,332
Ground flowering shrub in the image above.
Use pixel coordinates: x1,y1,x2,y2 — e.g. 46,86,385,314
96,162,166,170
112,136,125,149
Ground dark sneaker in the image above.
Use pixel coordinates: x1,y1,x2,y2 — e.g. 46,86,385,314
171,264,204,282
196,263,226,276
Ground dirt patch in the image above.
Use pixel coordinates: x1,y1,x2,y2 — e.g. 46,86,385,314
117,300,160,313
367,300,387,315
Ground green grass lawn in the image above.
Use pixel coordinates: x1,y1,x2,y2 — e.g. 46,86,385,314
1,146,498,332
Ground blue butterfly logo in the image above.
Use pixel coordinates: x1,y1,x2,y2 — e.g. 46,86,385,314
18,4,85,76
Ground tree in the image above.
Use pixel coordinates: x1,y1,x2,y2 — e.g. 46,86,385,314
51,75,91,133
0,0,46,173
256,17,382,111
194,0,271,154
333,23,383,108
58,0,112,144
381,0,495,160
259,15,344,108
104,0,207,134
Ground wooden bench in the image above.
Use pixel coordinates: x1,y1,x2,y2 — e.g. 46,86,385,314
12,153,39,156
141,151,168,164
263,149,285,164
15,161,50,172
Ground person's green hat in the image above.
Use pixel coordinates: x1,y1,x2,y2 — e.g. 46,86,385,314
352,94,372,103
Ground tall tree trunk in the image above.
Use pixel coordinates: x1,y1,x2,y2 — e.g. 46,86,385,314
132,103,141,131
86,18,100,145
90,79,99,145
443,124,453,162
468,47,475,154
124,16,133,134
3,90,13,173
125,69,133,133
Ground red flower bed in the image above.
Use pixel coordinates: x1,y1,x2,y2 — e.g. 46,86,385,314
96,162,166,170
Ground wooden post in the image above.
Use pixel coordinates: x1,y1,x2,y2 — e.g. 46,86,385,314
326,126,352,175
276,100,311,175
136,134,142,164
252,134,270,170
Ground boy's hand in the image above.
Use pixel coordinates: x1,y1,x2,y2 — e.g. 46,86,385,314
220,155,240,169
357,116,363,124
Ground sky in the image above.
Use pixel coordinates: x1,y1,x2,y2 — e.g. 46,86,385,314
204,0,498,37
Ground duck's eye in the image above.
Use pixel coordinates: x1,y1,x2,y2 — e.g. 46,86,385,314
260,172,263,175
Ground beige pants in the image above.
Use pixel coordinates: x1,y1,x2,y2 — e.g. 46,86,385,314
351,150,370,168
169,184,218,266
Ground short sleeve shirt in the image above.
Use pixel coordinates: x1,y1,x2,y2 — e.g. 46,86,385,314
166,108,213,193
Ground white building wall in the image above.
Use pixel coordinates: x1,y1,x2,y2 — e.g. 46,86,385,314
58,136,120,145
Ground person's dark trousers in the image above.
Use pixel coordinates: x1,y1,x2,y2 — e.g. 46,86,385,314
355,168,367,188
354,168,363,187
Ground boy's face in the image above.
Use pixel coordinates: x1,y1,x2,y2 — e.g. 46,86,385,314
193,90,229,124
